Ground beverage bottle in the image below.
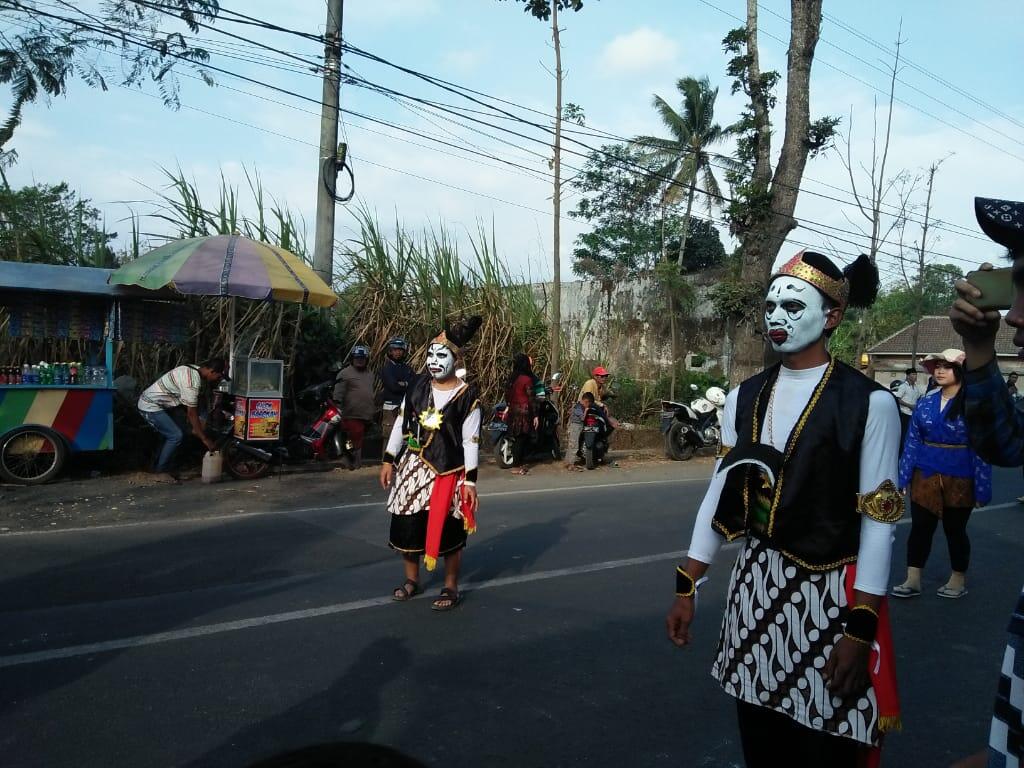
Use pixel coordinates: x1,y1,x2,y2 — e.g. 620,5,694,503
39,364,47,385
70,363,78,386
0,368,7,385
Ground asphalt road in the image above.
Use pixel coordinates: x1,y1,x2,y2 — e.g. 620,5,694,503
2,463,1023,768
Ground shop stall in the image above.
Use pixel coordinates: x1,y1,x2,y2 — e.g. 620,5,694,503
0,262,182,484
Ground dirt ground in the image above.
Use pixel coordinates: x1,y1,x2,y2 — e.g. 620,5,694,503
0,446,712,534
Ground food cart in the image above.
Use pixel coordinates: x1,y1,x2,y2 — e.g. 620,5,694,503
0,262,182,484
230,355,285,442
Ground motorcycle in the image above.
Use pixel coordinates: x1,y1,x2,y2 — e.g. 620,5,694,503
488,373,563,469
213,380,352,480
577,404,611,470
661,384,726,461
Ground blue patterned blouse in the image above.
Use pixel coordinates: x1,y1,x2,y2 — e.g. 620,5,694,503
898,389,992,505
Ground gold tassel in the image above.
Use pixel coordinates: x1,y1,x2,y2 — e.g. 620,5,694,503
424,555,437,572
878,715,902,733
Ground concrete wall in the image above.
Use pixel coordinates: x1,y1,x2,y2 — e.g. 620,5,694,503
532,271,728,377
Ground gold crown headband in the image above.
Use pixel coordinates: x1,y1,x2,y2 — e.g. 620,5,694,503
772,251,849,306
430,331,460,353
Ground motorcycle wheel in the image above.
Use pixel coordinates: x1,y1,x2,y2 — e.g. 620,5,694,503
667,422,696,461
223,441,273,480
493,436,518,469
584,446,596,470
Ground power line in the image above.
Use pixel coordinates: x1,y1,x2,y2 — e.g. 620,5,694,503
695,0,1024,163
4,2,995,276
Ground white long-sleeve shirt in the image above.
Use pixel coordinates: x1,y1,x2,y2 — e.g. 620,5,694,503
687,362,901,595
385,383,481,471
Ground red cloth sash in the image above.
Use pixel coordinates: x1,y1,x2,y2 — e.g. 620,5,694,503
423,472,476,571
845,565,901,768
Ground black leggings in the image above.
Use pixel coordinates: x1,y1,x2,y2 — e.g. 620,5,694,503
906,501,972,573
735,699,860,768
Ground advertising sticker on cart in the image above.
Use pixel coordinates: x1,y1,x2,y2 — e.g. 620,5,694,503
246,398,281,440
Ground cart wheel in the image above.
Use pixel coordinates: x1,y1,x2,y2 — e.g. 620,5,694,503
0,426,68,485
223,441,273,480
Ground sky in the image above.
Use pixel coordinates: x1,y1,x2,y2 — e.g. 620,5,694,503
5,0,1024,289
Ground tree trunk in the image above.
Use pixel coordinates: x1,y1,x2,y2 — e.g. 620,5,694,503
675,177,697,269
727,0,824,385
910,162,938,367
669,294,678,401
550,3,563,378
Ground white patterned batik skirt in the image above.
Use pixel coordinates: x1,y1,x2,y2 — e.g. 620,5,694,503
712,536,880,746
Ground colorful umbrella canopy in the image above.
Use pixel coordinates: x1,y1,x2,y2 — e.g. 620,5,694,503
108,234,337,308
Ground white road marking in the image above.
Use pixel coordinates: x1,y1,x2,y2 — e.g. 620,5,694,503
0,548,693,668
0,477,707,537
0,499,1018,668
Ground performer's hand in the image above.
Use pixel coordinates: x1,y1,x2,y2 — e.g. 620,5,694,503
822,636,871,698
461,484,479,514
666,596,695,648
379,463,393,490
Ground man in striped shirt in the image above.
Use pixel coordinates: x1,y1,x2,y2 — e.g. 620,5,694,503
138,359,227,481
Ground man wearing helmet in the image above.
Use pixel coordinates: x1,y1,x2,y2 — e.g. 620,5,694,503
334,344,375,470
666,251,903,767
380,337,414,457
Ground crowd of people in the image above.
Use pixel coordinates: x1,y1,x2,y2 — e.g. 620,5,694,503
128,194,1024,767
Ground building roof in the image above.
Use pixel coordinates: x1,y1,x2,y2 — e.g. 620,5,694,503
868,315,1019,356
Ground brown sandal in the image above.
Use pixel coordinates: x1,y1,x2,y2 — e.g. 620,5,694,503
431,587,461,611
392,579,421,602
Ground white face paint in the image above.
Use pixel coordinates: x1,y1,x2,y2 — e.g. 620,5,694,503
764,276,831,353
426,343,455,380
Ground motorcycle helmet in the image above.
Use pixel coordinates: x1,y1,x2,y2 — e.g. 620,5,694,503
691,397,715,414
351,345,369,359
386,337,409,351
706,387,727,407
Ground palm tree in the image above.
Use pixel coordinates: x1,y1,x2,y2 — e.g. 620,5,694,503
635,76,733,269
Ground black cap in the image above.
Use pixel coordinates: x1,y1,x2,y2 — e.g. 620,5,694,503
975,197,1024,254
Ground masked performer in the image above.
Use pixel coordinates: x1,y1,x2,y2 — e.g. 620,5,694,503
666,251,903,768
380,316,483,612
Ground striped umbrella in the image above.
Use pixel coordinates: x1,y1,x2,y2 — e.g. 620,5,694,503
108,234,337,308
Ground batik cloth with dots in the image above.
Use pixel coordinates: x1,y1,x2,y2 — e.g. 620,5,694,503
712,536,880,746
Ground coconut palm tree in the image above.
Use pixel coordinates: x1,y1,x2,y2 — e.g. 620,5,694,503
635,76,734,269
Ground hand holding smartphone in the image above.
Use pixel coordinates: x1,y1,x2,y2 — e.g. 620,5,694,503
965,267,1015,311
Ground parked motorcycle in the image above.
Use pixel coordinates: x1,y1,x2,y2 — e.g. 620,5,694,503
213,380,352,480
488,373,563,469
661,385,726,461
577,404,611,470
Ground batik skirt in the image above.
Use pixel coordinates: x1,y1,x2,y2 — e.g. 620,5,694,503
712,536,880,746
387,452,468,556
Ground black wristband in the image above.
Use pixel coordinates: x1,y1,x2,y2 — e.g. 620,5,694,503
466,468,478,483
844,606,879,644
675,566,696,597
383,451,397,466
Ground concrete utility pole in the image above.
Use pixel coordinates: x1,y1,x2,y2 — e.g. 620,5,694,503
313,0,343,289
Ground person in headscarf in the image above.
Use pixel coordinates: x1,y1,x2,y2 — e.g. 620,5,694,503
380,316,483,612
666,250,903,768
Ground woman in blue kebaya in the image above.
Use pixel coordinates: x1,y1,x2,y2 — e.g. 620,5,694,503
893,349,992,599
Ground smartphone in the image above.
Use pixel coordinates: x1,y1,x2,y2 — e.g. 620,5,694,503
966,267,1015,311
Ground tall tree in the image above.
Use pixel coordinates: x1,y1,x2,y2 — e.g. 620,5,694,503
567,144,727,280
0,1,218,163
635,76,733,269
0,182,117,266
500,0,585,379
717,0,837,383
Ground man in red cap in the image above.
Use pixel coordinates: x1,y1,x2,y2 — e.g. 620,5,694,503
565,365,618,470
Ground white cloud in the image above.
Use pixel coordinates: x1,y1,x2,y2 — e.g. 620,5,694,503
441,49,484,75
600,28,679,75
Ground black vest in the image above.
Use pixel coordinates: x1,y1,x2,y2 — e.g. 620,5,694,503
402,377,480,475
713,359,885,571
